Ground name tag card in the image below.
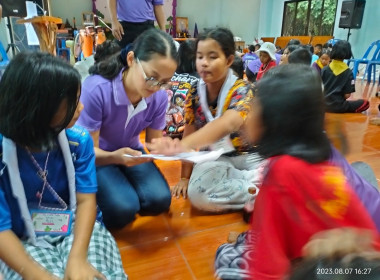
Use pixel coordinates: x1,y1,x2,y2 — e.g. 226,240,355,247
30,210,73,236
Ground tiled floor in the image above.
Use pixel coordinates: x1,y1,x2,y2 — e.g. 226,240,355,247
111,81,380,280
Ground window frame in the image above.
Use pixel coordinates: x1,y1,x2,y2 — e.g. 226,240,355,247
281,0,338,36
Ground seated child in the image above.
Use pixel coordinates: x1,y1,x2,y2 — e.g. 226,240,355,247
288,47,312,65
313,43,322,57
255,42,277,81
321,40,369,113
242,45,258,62
287,39,301,47
147,27,263,212
166,40,199,138
312,48,331,75
0,52,126,279
245,44,281,82
231,55,244,79
241,45,258,70
246,64,377,279
214,65,378,280
279,44,300,65
245,59,261,82
305,44,319,64
323,42,333,52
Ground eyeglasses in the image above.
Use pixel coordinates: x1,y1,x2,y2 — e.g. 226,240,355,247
136,58,172,90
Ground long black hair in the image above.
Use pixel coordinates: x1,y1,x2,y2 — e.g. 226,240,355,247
90,28,178,79
89,40,121,75
0,51,81,150
176,39,197,75
255,64,331,163
93,40,121,63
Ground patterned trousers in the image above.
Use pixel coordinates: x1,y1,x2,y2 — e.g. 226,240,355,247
188,153,265,212
0,222,127,279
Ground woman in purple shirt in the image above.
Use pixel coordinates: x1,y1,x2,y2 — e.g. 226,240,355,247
109,0,166,48
78,29,178,229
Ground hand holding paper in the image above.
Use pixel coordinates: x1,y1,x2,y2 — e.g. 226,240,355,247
114,147,152,166
146,137,187,156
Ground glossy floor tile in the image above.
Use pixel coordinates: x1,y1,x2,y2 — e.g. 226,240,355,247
112,80,380,279
176,222,248,280
120,240,194,280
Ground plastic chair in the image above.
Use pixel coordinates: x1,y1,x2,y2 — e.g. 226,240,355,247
0,41,10,67
363,49,380,84
347,40,380,80
0,41,10,80
56,38,70,62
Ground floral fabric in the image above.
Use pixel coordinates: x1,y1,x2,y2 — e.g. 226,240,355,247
184,79,255,153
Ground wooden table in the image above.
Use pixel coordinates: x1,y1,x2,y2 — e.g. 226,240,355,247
17,16,62,55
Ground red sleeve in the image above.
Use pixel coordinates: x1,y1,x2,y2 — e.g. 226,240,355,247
248,156,378,280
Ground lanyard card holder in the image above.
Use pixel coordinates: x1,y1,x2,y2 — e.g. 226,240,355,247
30,209,73,236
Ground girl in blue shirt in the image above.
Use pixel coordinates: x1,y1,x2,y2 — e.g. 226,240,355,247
0,52,126,279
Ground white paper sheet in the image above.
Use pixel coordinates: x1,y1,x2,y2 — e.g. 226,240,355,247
25,1,39,45
124,149,224,164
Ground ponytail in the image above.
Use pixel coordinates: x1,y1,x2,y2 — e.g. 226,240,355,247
90,29,178,80
89,43,132,79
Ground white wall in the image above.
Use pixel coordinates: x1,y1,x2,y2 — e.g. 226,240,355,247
176,0,221,36
177,0,261,45
50,0,92,27
333,0,380,58
221,0,261,44
1,0,378,59
258,0,283,38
